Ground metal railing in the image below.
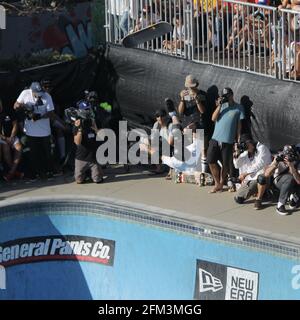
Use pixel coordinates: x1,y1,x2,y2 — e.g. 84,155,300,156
104,0,300,83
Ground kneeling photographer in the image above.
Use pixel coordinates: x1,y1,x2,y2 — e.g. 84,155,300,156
233,135,272,210
70,102,104,184
264,145,300,216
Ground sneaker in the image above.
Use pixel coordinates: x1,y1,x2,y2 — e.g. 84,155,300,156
254,199,263,210
289,194,300,210
95,177,104,184
289,199,297,210
234,196,245,204
276,205,289,216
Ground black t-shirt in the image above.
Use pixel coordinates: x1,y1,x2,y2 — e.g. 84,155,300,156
73,126,98,162
0,108,17,137
181,89,207,129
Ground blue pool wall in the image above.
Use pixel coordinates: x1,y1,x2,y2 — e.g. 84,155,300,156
0,198,299,300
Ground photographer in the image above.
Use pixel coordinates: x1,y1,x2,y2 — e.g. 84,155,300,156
41,79,67,165
207,87,245,193
233,135,272,210
0,98,23,181
178,75,209,176
264,145,300,216
73,103,104,184
178,75,207,131
14,82,54,180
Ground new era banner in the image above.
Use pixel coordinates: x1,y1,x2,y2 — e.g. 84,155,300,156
194,260,259,300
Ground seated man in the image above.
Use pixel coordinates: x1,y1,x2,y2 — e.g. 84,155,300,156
148,108,172,174
73,103,104,184
162,121,202,178
0,98,23,181
233,135,272,210
264,145,300,215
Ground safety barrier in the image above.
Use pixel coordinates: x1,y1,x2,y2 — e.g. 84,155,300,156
104,0,300,83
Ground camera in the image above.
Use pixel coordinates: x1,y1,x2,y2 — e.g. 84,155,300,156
23,104,35,120
220,88,233,105
220,94,229,104
64,106,95,129
236,142,247,153
275,145,299,162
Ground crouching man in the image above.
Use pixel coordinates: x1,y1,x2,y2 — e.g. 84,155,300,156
264,145,300,216
73,107,104,184
233,135,272,210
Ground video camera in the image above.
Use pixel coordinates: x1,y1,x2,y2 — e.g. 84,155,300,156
275,145,299,163
64,103,95,129
19,97,43,120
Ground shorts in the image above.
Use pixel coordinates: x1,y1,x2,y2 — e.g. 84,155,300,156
75,159,103,183
206,139,233,170
1,136,21,149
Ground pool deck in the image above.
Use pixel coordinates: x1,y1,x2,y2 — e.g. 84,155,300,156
1,165,300,245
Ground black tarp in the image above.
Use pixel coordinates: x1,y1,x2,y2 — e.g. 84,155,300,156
0,50,114,113
1,44,299,151
106,44,300,151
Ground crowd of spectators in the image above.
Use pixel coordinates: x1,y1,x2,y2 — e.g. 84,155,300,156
108,0,300,79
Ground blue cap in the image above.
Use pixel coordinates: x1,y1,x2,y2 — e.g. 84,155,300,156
78,101,90,110
30,82,44,97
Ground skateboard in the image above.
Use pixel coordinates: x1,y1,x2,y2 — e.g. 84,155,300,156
122,22,172,48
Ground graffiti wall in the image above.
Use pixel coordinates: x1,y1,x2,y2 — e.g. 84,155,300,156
0,2,93,58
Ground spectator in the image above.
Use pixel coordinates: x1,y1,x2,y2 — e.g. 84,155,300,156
162,121,202,175
73,103,104,184
41,79,67,165
264,145,300,215
163,12,185,53
0,98,23,181
179,75,209,177
14,82,55,180
135,4,161,31
233,135,272,209
240,95,255,137
139,108,172,174
178,75,206,129
164,98,182,179
108,0,130,41
207,87,245,193
119,0,138,36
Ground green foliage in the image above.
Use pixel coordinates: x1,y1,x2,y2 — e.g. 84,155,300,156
0,49,75,71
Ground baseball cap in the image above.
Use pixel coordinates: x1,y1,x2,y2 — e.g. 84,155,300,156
30,82,44,97
78,101,90,110
222,87,233,96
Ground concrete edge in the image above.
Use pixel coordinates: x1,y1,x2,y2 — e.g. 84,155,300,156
0,195,300,247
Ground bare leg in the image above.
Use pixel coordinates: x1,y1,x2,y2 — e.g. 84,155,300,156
2,143,12,168
257,183,267,200
209,163,223,193
9,143,22,174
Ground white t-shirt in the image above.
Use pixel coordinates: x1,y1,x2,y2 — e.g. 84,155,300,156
108,0,128,15
17,89,54,137
173,25,185,41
